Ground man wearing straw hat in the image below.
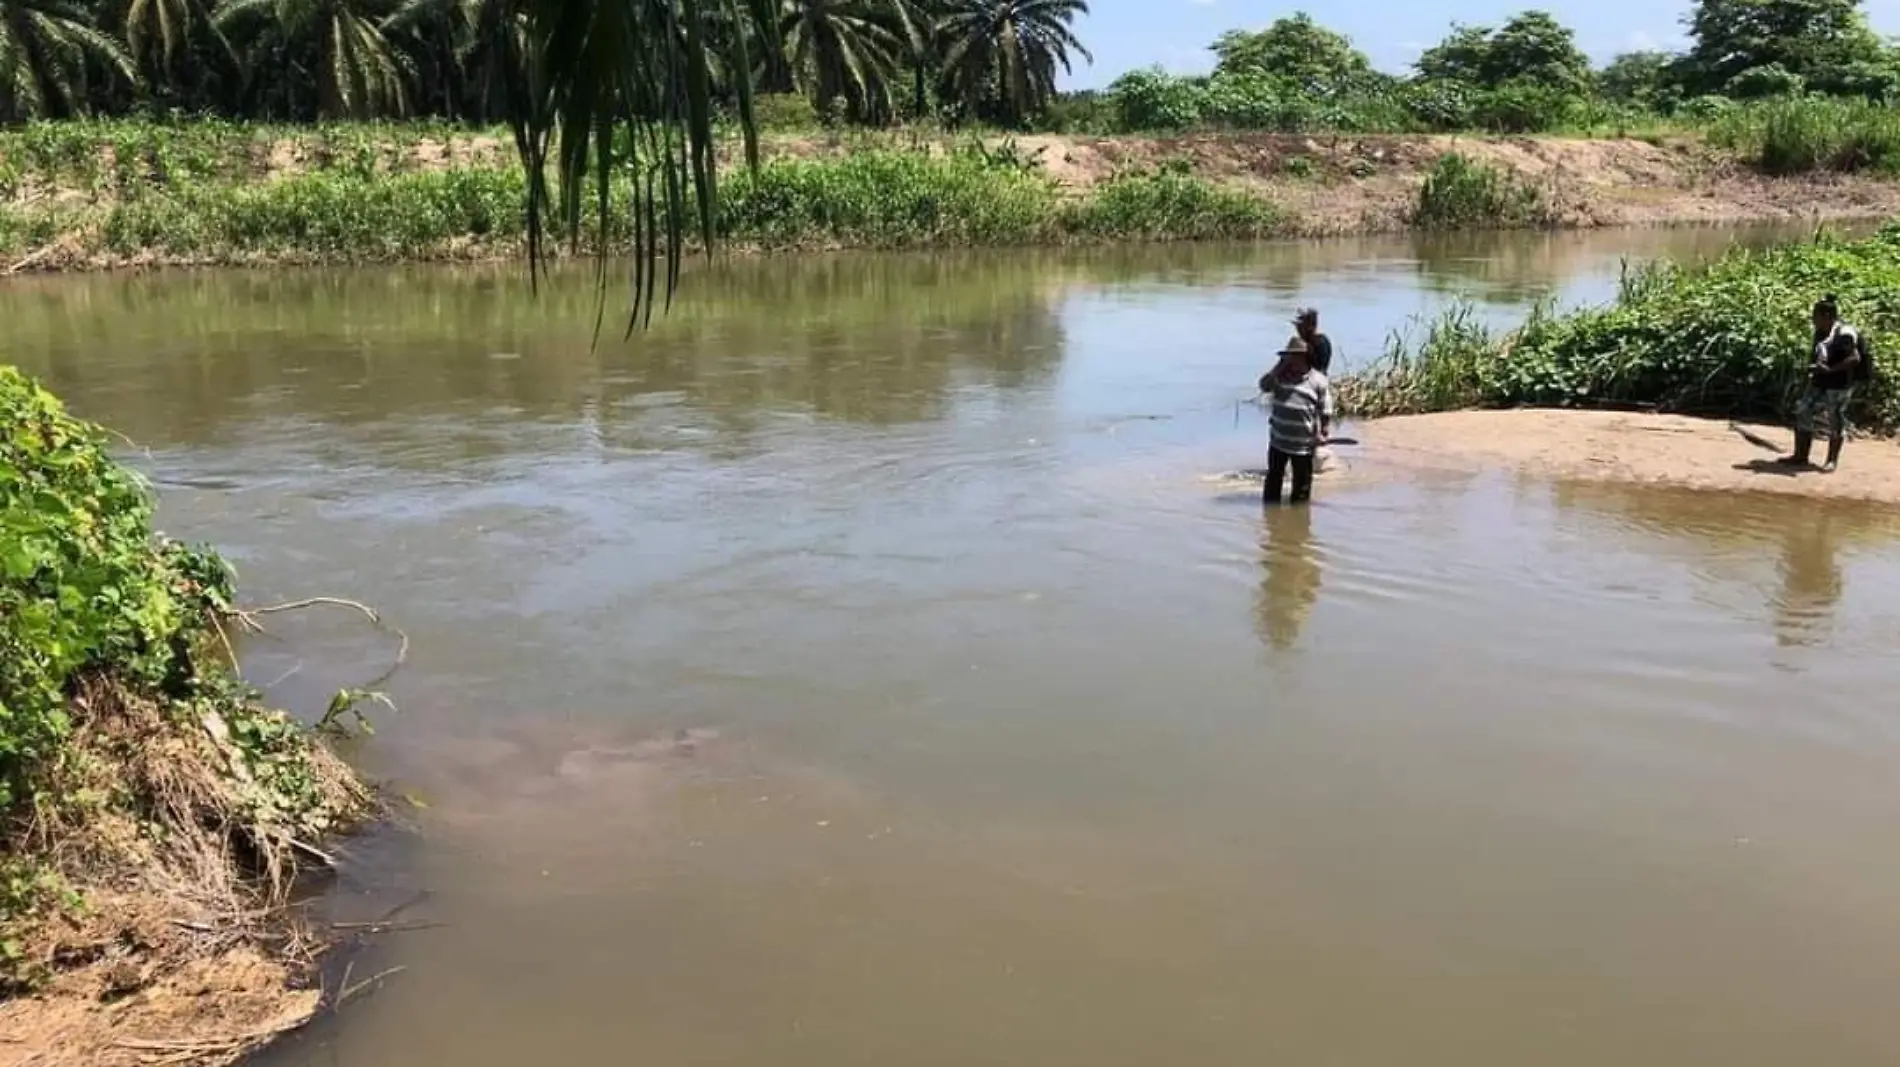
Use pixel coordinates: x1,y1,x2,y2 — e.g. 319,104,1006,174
1258,332,1334,504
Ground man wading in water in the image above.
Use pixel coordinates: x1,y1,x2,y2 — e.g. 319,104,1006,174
1260,335,1333,505
1782,295,1865,473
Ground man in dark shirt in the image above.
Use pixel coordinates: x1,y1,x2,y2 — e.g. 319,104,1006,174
1782,295,1861,473
1293,308,1334,374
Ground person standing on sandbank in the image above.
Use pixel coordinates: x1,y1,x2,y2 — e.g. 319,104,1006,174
1781,295,1864,474
1259,335,1333,505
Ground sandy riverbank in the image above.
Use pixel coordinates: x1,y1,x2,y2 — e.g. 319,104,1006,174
1358,409,1900,503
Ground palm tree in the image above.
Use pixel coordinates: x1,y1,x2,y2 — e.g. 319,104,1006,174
116,0,232,73
780,0,907,123
0,0,138,120
938,0,1088,127
385,0,523,119
215,0,412,117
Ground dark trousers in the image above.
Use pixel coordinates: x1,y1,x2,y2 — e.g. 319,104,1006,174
1264,447,1314,504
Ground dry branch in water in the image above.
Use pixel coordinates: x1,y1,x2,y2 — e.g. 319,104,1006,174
232,597,411,689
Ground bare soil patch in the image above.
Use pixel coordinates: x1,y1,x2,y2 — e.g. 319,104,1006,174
1361,409,1900,503
0,908,321,1067
0,683,371,1067
990,133,1900,236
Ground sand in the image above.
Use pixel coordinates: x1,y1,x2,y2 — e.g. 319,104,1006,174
1359,409,1900,503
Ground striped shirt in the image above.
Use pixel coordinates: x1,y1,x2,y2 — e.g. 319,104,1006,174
1268,370,1333,456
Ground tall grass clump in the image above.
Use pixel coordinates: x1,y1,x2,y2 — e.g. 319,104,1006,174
717,149,1062,248
1706,97,1900,175
1339,225,1900,431
101,168,529,259
1334,302,1501,417
1411,152,1552,230
1060,165,1285,240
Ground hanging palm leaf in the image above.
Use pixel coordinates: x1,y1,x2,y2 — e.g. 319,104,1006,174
501,0,775,330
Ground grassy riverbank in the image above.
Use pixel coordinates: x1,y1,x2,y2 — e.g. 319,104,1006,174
5,119,1900,271
1339,224,1900,433
0,366,373,1064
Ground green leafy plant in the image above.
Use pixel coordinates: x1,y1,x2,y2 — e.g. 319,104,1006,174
1411,152,1551,230
1339,223,1900,431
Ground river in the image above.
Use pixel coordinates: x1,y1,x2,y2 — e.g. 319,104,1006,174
8,225,1900,1066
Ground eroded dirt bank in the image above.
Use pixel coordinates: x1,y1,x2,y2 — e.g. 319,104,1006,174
875,132,1900,236
1359,409,1900,503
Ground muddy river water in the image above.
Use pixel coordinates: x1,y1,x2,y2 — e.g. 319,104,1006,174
9,226,1900,1066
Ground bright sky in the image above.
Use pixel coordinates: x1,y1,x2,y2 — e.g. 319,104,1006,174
1065,1,1900,89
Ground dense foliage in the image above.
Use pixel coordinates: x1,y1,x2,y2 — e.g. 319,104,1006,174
1089,2,1900,155
1341,224,1900,430
0,366,212,809
0,0,1090,126
0,366,359,835
1411,153,1552,230
0,121,1288,261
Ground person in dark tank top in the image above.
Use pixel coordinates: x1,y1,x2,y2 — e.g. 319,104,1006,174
1293,307,1334,375
1781,295,1863,473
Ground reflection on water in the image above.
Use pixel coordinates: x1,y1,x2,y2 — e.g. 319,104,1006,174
7,224,1900,1067
1775,512,1845,649
1547,481,1900,659
1255,504,1322,651
1408,222,1872,306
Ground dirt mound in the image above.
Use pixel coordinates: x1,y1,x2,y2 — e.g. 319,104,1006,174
1362,409,1900,502
0,678,371,1067
0,910,319,1067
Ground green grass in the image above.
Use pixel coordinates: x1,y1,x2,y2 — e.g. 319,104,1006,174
1704,97,1900,175
718,150,1063,247
1339,224,1900,431
1334,302,1501,418
1060,165,1286,240
0,124,1298,264
3,104,1893,266
1411,153,1554,231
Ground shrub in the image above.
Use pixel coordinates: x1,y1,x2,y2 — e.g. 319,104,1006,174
717,150,1061,247
1400,79,1476,131
0,368,204,808
1106,68,1207,131
1412,152,1550,229
1758,97,1900,174
1341,224,1900,430
1061,168,1285,240
1468,81,1587,133
1725,64,1805,100
748,93,823,132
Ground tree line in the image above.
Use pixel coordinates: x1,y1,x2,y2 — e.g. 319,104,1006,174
1101,0,1900,134
0,0,1089,125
